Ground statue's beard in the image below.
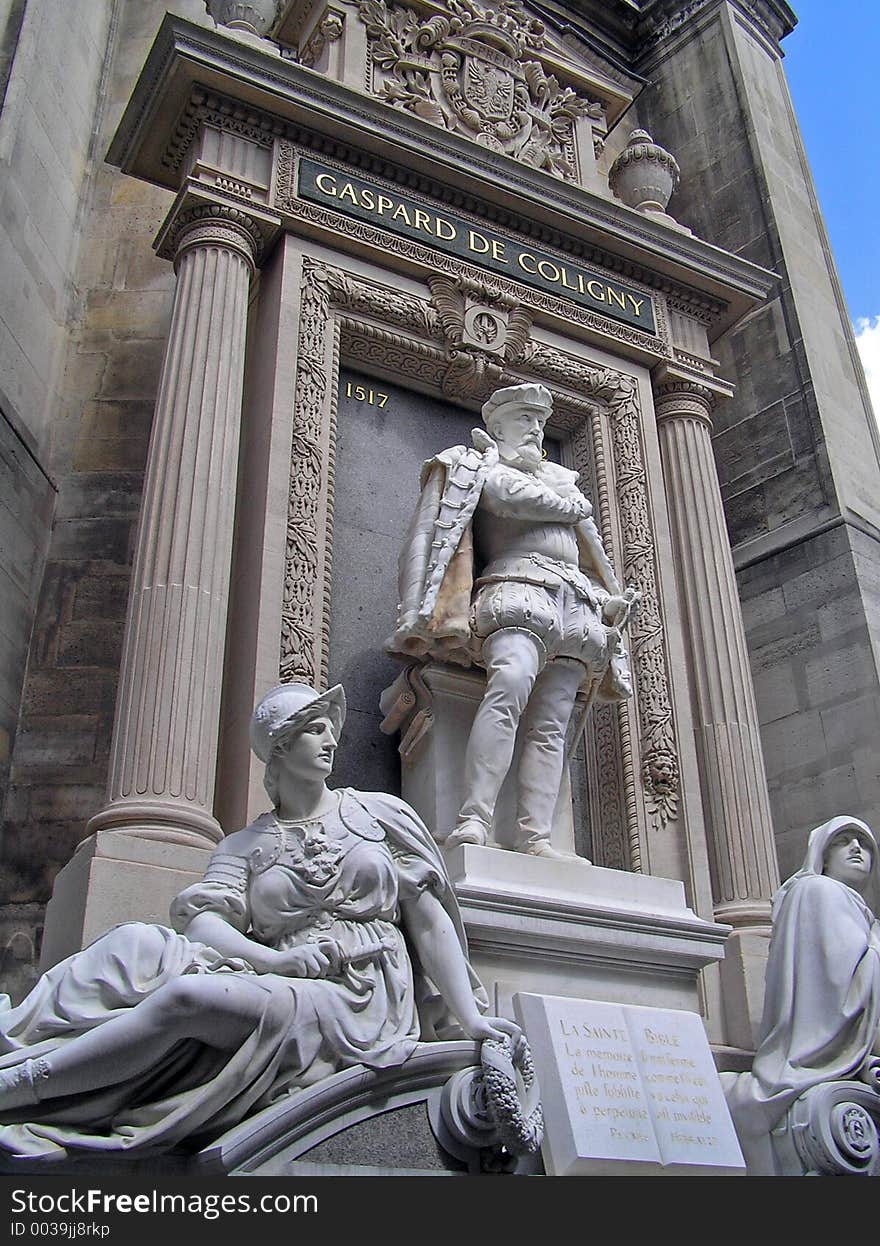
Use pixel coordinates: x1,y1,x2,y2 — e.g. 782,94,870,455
501,440,543,471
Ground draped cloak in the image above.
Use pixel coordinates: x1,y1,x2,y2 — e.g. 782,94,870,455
726,816,880,1148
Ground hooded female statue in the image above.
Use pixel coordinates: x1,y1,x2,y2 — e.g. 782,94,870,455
0,683,514,1161
726,815,880,1171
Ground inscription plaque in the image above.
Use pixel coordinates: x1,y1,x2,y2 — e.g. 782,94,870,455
515,993,745,1176
298,159,656,334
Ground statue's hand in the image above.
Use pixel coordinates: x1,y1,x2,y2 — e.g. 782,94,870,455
462,1014,523,1045
271,941,343,979
567,494,592,520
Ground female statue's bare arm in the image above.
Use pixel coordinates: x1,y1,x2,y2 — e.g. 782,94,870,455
185,911,338,978
401,889,519,1043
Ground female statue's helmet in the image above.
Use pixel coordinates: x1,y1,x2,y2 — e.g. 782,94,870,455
250,682,347,763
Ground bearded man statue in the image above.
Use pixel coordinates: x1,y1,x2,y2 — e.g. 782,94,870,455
387,382,638,860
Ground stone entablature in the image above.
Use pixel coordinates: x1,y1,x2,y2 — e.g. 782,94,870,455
110,17,770,344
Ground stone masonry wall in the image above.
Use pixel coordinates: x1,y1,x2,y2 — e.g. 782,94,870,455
635,2,880,879
0,0,211,1002
0,0,116,996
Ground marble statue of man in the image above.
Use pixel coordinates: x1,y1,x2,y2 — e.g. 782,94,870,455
387,382,637,859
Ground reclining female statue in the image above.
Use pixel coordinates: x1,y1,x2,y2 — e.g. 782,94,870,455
0,682,517,1160
726,815,880,1173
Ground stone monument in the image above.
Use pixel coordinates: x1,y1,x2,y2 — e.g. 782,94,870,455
385,381,638,860
725,816,880,1176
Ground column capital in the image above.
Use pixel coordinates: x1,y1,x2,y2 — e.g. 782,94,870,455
652,364,733,429
155,183,282,269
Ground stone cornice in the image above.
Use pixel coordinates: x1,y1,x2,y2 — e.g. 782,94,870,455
634,0,797,49
107,14,776,339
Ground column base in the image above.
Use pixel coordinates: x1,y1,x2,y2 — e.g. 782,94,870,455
446,843,730,1017
87,798,224,848
39,831,212,971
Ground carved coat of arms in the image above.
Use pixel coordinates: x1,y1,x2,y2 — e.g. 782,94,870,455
358,0,601,180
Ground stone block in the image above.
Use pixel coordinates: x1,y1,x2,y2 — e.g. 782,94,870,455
12,714,97,769
820,695,880,756
723,484,768,547
85,289,173,339
761,709,826,775
781,551,857,612
714,400,792,494
51,517,131,564
29,783,102,823
56,619,124,668
747,617,819,673
751,661,800,725
56,473,144,520
99,339,166,399
71,574,131,622
763,459,828,529
111,237,175,294
73,400,153,473
804,641,878,707
739,585,787,630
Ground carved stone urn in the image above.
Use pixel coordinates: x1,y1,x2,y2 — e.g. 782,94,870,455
205,0,280,36
609,129,681,215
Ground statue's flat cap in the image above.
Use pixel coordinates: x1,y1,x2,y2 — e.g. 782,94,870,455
481,383,553,423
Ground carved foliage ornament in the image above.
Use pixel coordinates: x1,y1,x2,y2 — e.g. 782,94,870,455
358,0,600,181
428,274,532,398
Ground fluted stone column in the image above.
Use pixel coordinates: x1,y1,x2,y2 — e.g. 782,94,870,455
655,378,779,1044
88,206,261,848
655,379,779,921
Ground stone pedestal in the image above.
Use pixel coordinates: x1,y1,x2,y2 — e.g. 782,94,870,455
380,662,575,852
446,844,730,1019
39,833,210,970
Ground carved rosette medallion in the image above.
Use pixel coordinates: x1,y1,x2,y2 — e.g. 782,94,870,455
357,0,599,181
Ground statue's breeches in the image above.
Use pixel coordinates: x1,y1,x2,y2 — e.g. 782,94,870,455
471,580,609,671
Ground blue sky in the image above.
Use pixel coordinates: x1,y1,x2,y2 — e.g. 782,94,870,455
783,0,880,410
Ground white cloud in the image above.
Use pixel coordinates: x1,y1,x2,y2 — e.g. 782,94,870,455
855,316,880,422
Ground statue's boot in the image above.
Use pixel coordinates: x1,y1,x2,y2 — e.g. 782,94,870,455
445,818,490,849
517,835,577,861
